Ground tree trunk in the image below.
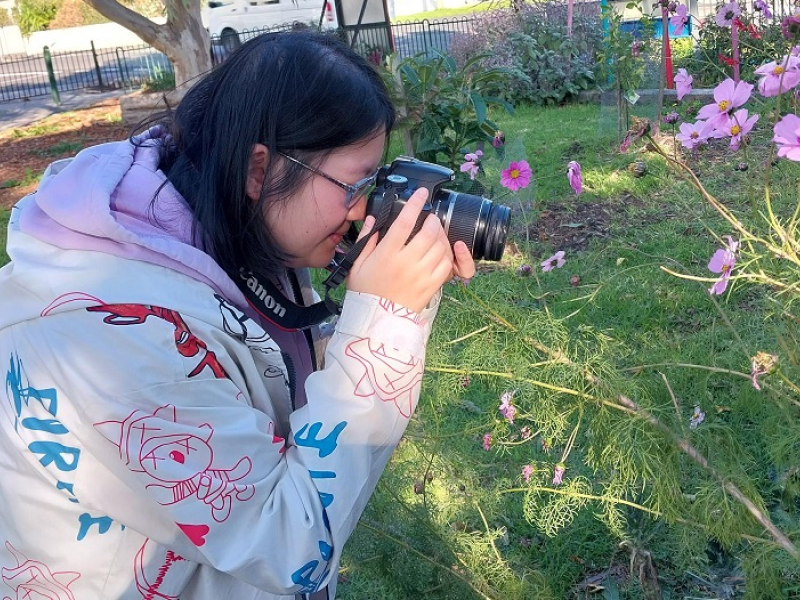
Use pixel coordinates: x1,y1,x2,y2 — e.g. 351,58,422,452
82,0,212,92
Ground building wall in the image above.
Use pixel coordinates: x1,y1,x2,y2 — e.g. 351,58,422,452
0,18,165,57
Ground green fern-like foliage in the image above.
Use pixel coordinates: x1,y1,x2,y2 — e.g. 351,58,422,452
523,476,592,537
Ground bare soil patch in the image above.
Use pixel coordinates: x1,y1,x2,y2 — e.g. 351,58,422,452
526,191,649,253
0,99,128,209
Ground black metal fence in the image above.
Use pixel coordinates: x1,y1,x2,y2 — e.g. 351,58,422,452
0,0,791,104
0,16,478,103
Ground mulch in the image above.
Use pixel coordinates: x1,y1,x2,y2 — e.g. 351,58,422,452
0,99,129,210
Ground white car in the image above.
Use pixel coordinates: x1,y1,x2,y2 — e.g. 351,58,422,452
204,0,338,51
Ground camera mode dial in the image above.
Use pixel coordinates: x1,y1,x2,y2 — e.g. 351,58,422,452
385,174,408,191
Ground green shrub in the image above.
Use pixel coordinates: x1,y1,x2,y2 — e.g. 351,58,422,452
448,3,603,105
390,50,514,172
670,36,694,64
13,0,59,35
141,69,176,93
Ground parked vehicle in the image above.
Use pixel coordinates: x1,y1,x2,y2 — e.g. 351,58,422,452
203,0,338,50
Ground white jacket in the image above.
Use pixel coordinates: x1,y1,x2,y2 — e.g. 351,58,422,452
0,134,439,599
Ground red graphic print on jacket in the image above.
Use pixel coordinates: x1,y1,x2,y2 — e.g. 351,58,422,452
86,303,228,379
344,338,423,418
1,541,80,599
133,540,185,600
377,299,425,325
95,405,255,525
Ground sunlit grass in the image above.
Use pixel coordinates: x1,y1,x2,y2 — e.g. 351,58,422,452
394,1,510,22
347,101,800,599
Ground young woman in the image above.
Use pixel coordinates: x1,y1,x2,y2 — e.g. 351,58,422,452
0,31,474,599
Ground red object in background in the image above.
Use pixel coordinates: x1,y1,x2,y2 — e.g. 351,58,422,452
663,9,674,89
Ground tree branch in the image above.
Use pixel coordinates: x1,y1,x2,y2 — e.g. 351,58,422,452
82,0,163,46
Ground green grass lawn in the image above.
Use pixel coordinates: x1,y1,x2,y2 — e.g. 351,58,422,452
3,100,800,598
393,1,509,22
340,102,800,599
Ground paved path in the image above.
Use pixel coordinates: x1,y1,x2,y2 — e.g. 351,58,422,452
0,88,127,133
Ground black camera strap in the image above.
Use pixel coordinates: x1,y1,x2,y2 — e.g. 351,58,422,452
238,192,398,331
238,268,335,331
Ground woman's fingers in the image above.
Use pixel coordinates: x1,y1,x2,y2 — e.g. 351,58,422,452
346,189,475,313
451,241,476,280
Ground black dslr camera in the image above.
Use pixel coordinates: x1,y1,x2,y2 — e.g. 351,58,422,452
366,156,510,261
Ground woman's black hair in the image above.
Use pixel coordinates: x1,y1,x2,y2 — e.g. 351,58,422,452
153,30,395,280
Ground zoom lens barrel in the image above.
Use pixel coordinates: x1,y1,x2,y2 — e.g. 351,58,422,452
431,191,510,261
365,157,511,262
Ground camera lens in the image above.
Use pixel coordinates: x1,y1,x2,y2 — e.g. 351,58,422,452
431,191,510,261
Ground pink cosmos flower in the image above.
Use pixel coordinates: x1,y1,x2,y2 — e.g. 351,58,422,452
670,4,688,34
459,149,483,180
675,120,713,149
697,78,753,128
708,235,738,295
716,1,741,27
782,14,800,40
552,464,566,485
674,68,693,101
482,433,492,451
567,161,582,195
719,108,759,150
755,56,800,97
541,250,566,272
689,406,705,429
754,0,772,19
522,464,534,483
774,113,800,161
499,391,517,424
501,160,532,191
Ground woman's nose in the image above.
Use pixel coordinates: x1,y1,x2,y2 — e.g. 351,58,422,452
347,194,368,221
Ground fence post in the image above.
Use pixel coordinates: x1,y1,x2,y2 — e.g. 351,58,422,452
115,47,128,88
42,45,61,105
90,41,105,88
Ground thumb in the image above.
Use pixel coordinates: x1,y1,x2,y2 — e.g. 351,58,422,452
352,216,379,265
356,215,377,242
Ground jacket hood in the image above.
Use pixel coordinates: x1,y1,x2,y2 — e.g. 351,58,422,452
12,127,249,310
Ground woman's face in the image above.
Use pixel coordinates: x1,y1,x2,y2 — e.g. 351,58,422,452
266,131,386,269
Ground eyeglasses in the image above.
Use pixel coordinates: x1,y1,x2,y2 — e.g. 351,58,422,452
280,152,379,209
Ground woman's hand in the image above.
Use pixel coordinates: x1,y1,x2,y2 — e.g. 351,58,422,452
346,188,476,313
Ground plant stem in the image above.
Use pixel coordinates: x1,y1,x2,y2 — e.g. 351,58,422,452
447,283,800,561
503,485,663,517
475,503,504,564
358,520,499,600
615,394,800,561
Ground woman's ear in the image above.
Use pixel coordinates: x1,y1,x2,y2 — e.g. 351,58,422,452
246,143,269,202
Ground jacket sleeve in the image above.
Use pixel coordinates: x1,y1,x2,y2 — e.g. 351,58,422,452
32,290,439,595
287,290,440,589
